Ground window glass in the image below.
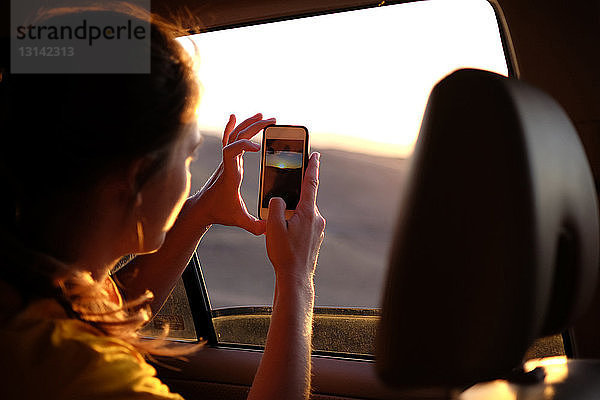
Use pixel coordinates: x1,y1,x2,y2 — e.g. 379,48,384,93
139,277,198,342
177,0,509,354
113,257,198,342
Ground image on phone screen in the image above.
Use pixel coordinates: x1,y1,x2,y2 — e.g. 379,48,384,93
262,139,304,209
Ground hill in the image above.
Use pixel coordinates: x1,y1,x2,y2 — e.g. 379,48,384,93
189,134,408,308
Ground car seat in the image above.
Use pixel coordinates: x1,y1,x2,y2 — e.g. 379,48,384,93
376,68,599,389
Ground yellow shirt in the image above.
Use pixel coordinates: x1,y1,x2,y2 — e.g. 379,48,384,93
0,284,184,400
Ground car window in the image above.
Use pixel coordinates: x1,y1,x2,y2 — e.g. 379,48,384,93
139,276,198,342
180,0,510,356
144,0,564,359
111,256,198,342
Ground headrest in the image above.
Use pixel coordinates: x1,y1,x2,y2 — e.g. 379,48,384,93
376,69,599,388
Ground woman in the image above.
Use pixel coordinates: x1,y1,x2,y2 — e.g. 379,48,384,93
0,4,325,399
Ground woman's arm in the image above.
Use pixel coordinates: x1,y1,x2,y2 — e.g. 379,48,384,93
114,114,273,313
116,116,326,399
249,275,315,400
248,153,325,400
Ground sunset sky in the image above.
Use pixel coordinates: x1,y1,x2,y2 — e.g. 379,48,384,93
266,151,303,169
178,0,508,158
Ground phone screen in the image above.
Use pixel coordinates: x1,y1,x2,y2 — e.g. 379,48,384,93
262,138,305,209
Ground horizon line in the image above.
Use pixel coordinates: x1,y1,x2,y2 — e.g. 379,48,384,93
199,127,414,159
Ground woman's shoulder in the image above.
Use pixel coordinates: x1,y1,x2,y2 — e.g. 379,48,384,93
0,298,184,400
4,296,140,359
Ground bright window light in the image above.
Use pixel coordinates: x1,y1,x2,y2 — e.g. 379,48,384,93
179,0,507,158
181,0,509,310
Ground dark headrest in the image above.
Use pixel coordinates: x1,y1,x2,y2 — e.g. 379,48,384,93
376,69,599,388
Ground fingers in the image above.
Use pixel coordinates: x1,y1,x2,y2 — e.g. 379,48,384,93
236,118,276,142
239,214,267,236
267,197,287,235
222,114,236,147
227,113,263,145
223,139,261,160
298,152,321,209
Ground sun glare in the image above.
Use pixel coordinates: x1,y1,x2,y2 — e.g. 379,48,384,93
524,356,569,384
178,0,508,158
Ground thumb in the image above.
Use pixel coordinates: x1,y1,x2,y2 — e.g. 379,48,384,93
267,197,287,234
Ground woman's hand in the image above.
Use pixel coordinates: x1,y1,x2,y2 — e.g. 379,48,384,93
266,152,326,284
196,113,274,235
248,152,325,400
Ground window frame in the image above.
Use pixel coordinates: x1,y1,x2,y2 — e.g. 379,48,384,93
177,0,522,360
183,252,382,360
180,252,218,345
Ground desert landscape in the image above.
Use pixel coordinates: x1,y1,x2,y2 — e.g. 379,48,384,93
189,134,409,309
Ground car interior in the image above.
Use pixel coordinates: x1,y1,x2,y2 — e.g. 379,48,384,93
2,0,600,399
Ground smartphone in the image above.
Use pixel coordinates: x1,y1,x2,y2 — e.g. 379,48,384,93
259,125,310,220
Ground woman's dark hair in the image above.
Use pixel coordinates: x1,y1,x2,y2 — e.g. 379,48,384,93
1,3,199,228
0,3,201,355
